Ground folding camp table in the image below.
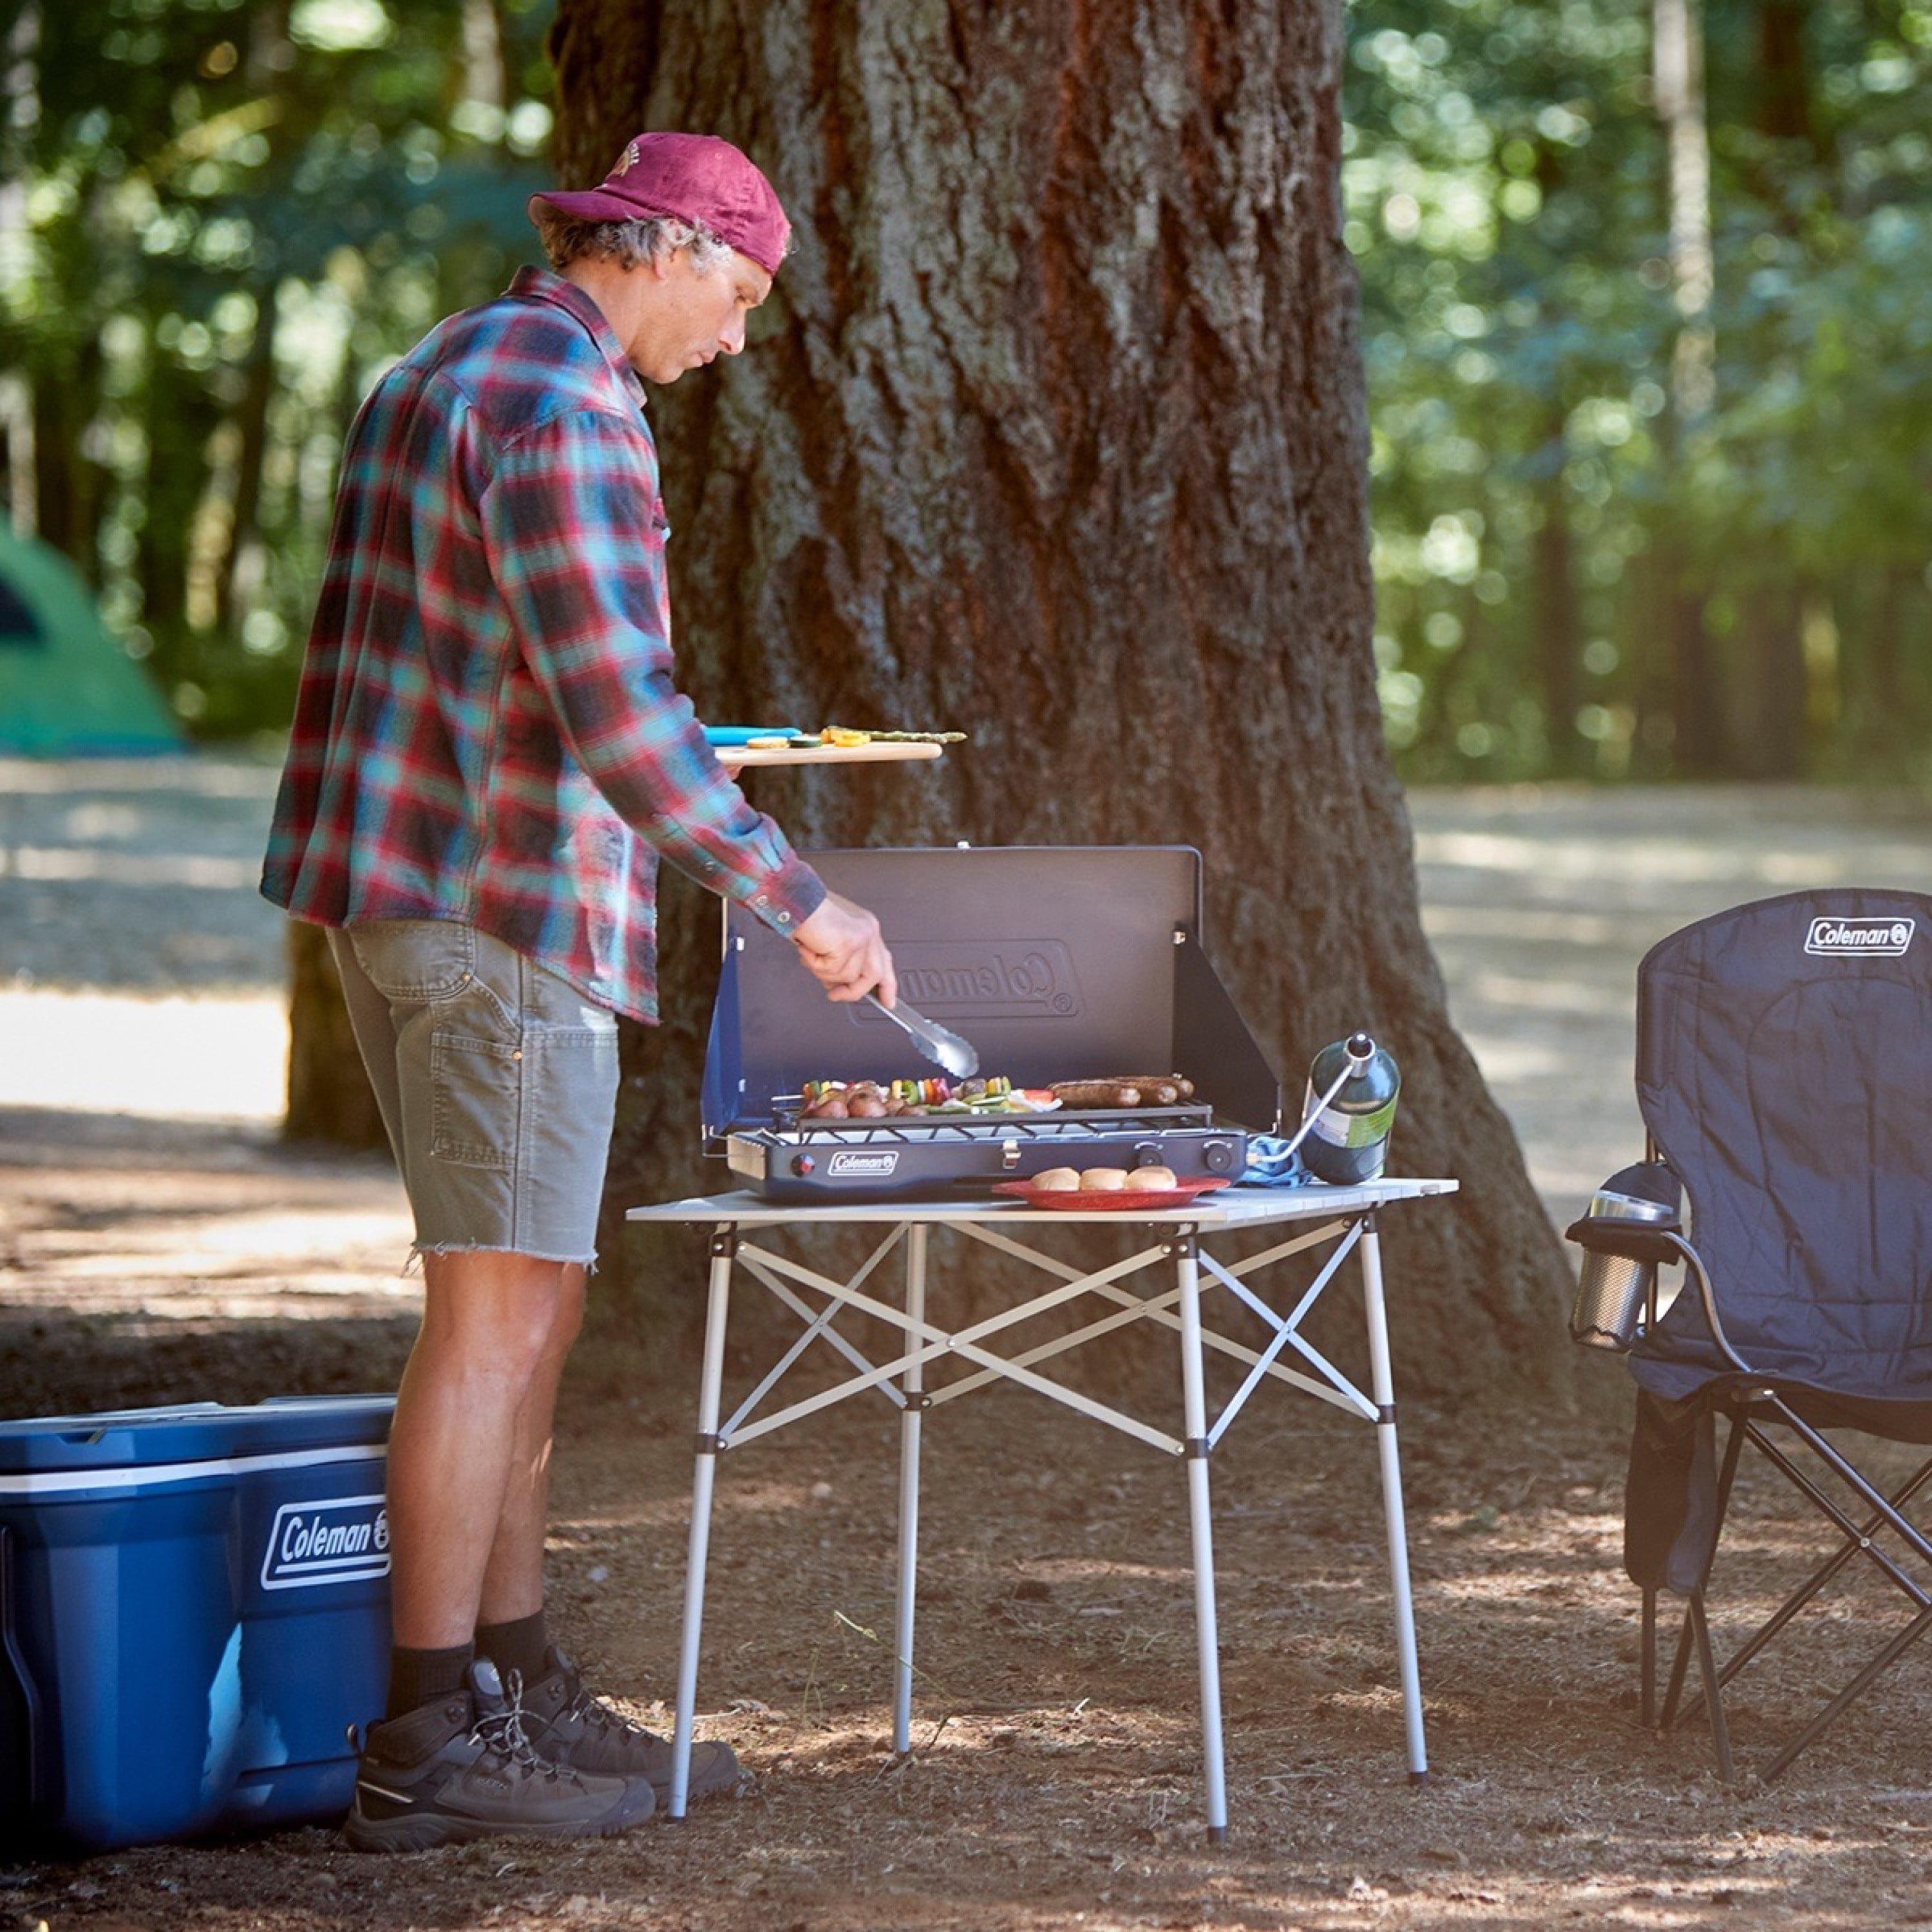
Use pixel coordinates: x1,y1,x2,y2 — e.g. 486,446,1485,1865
629,1175,1457,1839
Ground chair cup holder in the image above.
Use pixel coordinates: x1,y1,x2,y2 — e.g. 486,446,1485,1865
1567,1163,1681,1350
1570,1250,1657,1351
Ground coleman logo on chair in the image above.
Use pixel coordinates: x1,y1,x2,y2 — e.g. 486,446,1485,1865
260,1495,391,1591
1804,916,1915,958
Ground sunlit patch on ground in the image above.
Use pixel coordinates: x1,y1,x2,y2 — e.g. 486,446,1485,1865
0,988,287,1119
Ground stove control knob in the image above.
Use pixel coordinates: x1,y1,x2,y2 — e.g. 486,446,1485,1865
1202,1138,1236,1174
790,1152,817,1177
1133,1142,1162,1170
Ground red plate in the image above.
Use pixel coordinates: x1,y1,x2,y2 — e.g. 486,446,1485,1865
991,1178,1233,1211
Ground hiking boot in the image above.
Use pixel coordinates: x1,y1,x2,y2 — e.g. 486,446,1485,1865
343,1659,656,1852
517,1647,743,1803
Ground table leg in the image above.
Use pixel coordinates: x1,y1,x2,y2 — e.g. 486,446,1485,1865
1175,1235,1229,1842
893,1222,929,1754
670,1229,736,1821
1360,1217,1428,1783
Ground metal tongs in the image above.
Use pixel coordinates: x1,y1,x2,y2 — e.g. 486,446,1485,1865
865,992,980,1079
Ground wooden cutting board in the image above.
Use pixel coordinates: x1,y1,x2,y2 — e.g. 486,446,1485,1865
715,741,946,768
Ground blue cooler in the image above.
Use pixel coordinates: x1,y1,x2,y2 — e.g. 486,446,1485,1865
0,1396,393,1852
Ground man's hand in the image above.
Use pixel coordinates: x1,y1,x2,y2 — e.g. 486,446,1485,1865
793,892,896,1006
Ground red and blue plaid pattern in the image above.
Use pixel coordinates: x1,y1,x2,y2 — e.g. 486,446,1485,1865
262,268,824,1022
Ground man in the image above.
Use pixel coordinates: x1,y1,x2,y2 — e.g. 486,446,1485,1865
262,131,896,1853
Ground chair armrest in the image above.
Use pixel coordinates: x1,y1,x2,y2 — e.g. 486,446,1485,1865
1564,1217,1683,1266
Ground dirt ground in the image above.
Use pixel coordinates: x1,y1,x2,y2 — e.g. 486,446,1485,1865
5,764,1932,1931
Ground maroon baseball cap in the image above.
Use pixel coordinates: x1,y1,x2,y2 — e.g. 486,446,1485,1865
528,131,791,276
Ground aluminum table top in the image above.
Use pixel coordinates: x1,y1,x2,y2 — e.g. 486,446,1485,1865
627,1176,1457,1227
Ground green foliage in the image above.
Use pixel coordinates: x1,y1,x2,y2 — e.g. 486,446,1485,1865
7,0,1929,778
1345,0,1932,782
0,0,556,737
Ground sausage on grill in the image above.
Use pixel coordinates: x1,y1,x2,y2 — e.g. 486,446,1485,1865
1050,1081,1144,1109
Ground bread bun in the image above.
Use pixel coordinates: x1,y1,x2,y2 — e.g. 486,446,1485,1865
1030,1167,1082,1191
1125,1164,1179,1191
1079,1166,1131,1191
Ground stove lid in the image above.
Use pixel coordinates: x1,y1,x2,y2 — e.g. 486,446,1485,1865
702,845,1280,1139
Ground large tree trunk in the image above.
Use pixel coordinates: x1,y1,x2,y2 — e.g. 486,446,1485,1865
30,343,105,576
137,351,220,688
1531,405,1582,777
549,0,1575,1399
1654,0,1727,777
282,923,387,1151
1743,580,1806,779
213,286,278,644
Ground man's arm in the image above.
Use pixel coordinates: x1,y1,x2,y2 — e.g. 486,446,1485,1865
480,410,895,1000
480,412,823,924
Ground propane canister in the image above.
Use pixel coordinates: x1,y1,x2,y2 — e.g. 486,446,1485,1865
1299,1033,1401,1184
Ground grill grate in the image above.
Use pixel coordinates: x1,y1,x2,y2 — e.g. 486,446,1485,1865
768,1104,1213,1144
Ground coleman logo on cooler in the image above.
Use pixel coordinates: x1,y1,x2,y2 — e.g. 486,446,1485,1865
828,1150,900,1178
260,1495,390,1591
1804,917,1914,958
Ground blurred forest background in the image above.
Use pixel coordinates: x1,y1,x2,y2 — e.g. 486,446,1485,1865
3,0,1929,784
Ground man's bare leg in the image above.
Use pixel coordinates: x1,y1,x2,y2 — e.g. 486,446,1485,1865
385,1249,585,1649
477,1263,585,1626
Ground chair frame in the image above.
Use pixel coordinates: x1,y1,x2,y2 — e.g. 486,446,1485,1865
1643,1379,1932,1784
1612,1137,1932,1783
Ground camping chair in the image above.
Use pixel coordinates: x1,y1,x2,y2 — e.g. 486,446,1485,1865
1567,887,1932,1783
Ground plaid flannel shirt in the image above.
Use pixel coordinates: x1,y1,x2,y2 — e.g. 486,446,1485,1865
261,267,825,1022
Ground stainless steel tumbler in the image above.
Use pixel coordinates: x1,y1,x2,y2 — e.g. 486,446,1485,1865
1569,1177,1679,1352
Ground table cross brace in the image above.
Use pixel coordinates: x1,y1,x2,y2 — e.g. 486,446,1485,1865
1199,1227,1378,1444
721,1235,1186,1454
951,1215,1374,1422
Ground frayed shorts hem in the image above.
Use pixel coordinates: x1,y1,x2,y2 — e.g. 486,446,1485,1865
402,1242,600,1273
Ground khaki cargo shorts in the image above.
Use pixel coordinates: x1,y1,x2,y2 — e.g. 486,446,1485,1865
327,920,620,1267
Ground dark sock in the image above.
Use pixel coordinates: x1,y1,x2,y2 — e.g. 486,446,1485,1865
384,1641,475,1721
475,1609,550,1689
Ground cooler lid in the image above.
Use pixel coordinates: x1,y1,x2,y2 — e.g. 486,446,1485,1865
703,845,1280,1135
0,1396,393,1475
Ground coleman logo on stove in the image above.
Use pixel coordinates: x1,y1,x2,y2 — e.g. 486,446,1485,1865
891,942,1084,1018
260,1495,391,1591
828,1150,901,1178
1804,917,1914,958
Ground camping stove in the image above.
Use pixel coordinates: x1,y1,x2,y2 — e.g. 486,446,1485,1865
729,1103,1247,1201
702,846,1281,1204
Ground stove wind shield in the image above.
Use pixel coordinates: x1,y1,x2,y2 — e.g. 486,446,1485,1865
703,846,1282,1202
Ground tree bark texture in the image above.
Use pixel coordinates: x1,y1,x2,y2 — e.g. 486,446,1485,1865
542,0,1574,1399
283,922,388,1151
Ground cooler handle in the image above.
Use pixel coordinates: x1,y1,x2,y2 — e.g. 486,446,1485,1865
0,1524,45,1817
